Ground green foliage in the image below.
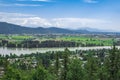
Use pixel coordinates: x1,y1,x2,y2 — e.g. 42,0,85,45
84,53,99,80
54,52,60,79
61,48,70,80
2,66,21,80
104,45,120,80
32,66,55,80
67,58,84,80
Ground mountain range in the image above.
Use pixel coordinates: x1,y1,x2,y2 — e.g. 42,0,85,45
0,22,90,34
0,22,117,34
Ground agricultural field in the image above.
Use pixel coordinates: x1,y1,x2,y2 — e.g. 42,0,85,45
0,34,117,47
11,35,33,40
57,36,113,46
0,35,34,40
41,35,114,46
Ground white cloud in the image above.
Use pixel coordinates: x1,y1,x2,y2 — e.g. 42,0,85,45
0,3,42,7
0,12,111,30
84,0,98,3
51,18,106,29
0,12,51,27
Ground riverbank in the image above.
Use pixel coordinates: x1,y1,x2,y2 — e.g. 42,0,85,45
0,46,119,55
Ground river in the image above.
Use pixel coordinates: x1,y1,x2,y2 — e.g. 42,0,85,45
0,46,120,55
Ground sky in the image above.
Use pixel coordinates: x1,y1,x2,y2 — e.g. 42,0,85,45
0,0,120,31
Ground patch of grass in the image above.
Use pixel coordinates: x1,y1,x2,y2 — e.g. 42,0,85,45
11,35,33,40
0,34,8,39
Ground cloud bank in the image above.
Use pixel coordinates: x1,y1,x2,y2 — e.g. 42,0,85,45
0,12,111,30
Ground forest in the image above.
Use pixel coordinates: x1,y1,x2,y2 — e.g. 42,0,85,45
0,45,120,80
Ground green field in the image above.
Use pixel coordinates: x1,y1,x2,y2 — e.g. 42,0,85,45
11,35,33,40
0,34,114,46
0,35,34,40
56,36,113,46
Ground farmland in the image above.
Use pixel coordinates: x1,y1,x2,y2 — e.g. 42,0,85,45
57,36,113,46
0,34,117,48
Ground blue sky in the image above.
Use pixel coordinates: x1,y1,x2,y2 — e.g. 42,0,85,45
0,0,120,31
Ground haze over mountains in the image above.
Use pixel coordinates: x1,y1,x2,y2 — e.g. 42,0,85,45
0,22,117,34
0,22,89,34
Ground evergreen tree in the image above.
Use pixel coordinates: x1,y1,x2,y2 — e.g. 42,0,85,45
32,66,55,80
67,58,84,80
84,53,99,80
105,45,120,80
2,65,21,80
55,52,60,80
61,48,70,80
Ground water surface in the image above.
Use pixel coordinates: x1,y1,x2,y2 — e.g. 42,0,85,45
0,46,119,55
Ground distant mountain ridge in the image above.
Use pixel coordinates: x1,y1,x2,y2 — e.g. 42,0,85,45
0,22,118,34
77,27,102,32
0,22,90,34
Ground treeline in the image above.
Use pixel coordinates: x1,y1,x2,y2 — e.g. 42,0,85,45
0,46,120,80
0,39,106,48
0,40,77,48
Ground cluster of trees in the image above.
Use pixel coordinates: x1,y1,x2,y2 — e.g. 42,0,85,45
21,40,76,48
79,42,104,47
0,46,120,80
0,40,77,48
0,39,108,48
